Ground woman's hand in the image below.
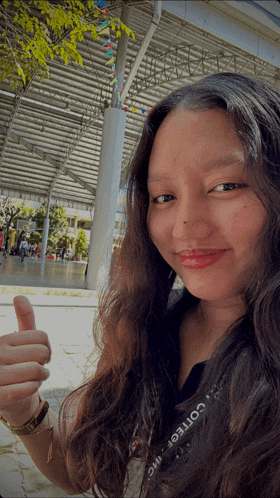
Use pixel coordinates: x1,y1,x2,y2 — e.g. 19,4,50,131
0,296,51,426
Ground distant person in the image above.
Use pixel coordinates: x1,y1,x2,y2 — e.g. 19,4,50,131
27,242,31,257
66,248,72,260
56,248,61,260
3,237,10,258
61,247,66,260
19,237,28,262
10,244,16,255
16,230,25,255
30,243,37,257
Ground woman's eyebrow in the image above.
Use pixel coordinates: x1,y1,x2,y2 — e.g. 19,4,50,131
202,154,245,172
147,174,169,184
148,155,245,184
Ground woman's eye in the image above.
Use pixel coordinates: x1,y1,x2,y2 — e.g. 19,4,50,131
212,183,247,192
152,194,175,204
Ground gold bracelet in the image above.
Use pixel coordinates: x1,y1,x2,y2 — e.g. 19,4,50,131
0,394,49,436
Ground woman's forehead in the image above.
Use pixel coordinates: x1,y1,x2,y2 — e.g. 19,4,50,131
155,106,234,136
149,108,245,174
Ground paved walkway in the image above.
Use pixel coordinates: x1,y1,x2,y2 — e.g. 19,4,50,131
0,288,99,497
0,256,87,289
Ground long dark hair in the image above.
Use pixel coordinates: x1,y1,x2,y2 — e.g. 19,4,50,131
61,73,280,497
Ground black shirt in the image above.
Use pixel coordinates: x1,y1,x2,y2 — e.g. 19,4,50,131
163,289,204,404
177,362,206,404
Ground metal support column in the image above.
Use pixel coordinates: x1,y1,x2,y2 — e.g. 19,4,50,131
41,195,51,260
111,2,132,108
86,107,126,290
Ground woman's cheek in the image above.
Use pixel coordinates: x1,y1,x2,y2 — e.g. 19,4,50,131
147,211,167,247
220,201,265,248
223,205,250,234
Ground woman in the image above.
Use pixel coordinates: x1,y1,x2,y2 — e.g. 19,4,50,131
19,237,28,262
0,72,280,497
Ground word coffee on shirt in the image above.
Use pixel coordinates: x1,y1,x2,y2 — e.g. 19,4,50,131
147,381,224,480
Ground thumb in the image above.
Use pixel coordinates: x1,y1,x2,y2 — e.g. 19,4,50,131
13,295,36,331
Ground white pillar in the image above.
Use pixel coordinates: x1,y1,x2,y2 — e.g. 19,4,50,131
41,195,51,260
87,107,126,290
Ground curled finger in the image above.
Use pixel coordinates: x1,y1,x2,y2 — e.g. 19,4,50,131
0,362,50,387
0,381,42,410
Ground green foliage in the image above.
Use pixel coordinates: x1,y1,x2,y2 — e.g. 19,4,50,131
7,203,69,249
0,197,34,238
0,0,135,89
59,233,72,249
28,230,41,244
0,199,70,248
32,205,69,249
17,205,36,221
75,228,88,256
33,205,68,232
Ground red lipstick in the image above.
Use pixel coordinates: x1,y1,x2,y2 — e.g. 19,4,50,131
179,249,229,269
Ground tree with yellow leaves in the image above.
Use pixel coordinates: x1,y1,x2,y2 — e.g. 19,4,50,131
0,0,135,89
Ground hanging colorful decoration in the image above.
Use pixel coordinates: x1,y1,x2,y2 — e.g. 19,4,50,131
95,0,151,115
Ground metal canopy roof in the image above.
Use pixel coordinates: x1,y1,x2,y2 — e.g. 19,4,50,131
0,0,279,211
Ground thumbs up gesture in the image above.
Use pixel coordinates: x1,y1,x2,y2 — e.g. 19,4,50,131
0,296,51,425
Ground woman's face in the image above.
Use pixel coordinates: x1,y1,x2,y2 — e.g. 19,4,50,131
147,107,266,302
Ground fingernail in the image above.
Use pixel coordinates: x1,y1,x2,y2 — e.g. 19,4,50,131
45,368,50,378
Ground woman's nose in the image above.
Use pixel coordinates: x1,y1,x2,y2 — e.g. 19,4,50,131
172,202,212,240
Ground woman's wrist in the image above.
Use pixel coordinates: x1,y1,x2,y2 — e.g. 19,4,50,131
0,393,41,428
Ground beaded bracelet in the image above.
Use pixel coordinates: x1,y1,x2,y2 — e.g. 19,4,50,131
0,395,49,436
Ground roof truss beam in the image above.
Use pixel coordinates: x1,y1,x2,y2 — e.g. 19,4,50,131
127,41,274,98
0,182,92,210
0,125,96,196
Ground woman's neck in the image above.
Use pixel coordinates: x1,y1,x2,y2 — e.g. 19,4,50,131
178,295,246,388
195,296,246,336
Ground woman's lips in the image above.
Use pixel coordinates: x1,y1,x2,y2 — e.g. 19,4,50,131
179,249,229,269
